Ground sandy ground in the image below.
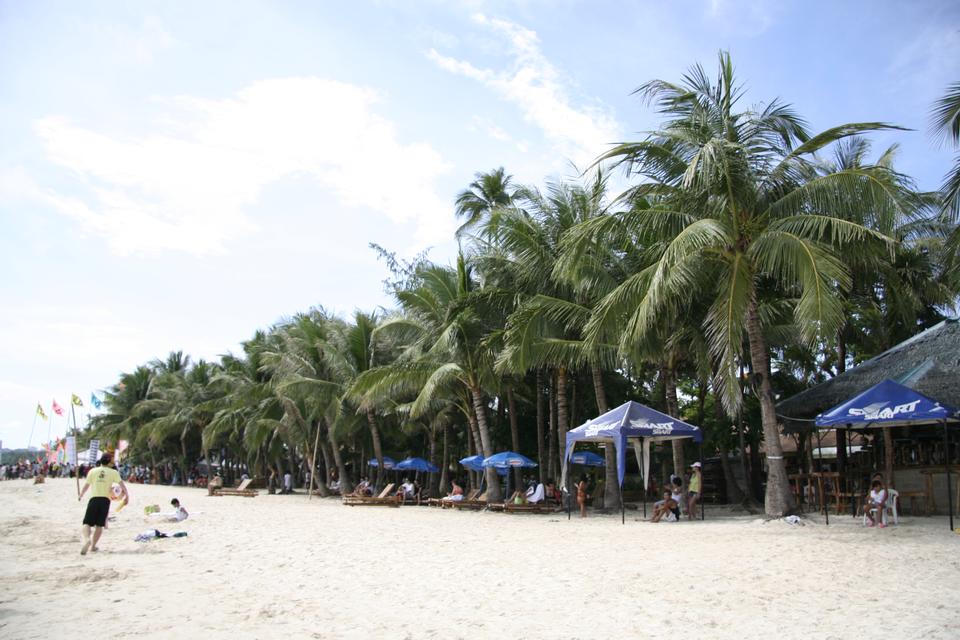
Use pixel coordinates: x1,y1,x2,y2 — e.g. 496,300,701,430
1,479,958,639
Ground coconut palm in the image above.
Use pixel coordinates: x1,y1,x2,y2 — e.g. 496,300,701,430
571,52,922,516
454,167,518,238
350,256,505,500
931,82,960,282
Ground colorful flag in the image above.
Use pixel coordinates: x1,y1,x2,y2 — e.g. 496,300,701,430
36,404,48,420
52,400,64,416
71,393,83,407
90,393,103,409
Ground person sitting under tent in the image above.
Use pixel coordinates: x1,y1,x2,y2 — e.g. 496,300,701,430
865,478,889,528
651,490,680,522
670,476,684,517
525,480,545,504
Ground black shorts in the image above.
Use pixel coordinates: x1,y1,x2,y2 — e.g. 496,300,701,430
83,497,111,527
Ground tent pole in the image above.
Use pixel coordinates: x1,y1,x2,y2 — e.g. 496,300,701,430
620,479,625,524
640,440,646,519
818,428,828,526
944,420,954,531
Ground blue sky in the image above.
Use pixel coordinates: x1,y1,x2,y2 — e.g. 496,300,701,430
1,0,957,448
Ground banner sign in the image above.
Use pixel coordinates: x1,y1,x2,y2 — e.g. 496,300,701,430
86,439,100,465
65,436,78,466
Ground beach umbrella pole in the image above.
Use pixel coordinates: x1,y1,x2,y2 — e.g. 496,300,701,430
944,420,954,531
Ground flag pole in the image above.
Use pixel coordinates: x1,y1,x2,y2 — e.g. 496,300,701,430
70,402,81,496
27,411,38,450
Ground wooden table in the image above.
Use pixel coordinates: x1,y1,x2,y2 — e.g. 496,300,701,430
898,489,927,516
918,467,960,515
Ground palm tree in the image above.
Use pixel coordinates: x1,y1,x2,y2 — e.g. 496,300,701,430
574,52,921,516
454,167,518,238
931,82,960,282
351,257,504,500
482,173,623,505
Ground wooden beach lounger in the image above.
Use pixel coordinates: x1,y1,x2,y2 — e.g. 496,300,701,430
342,483,399,507
212,478,258,497
450,490,487,510
484,491,520,512
503,500,562,514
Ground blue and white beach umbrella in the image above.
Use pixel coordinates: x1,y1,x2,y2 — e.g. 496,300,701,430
482,451,538,469
394,457,439,473
367,456,397,470
570,451,605,466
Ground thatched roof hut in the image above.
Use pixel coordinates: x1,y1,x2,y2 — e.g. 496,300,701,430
777,317,960,431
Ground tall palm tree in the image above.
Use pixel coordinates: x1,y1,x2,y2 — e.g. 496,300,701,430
351,257,505,500
573,52,921,516
931,82,960,282
454,167,518,238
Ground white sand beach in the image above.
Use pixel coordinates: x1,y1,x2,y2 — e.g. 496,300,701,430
1,479,958,639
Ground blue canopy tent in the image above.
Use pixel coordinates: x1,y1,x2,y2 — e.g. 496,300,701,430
563,401,703,523
815,379,960,528
569,451,605,467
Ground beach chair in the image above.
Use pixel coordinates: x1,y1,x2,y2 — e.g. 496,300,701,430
504,498,562,514
450,490,487,510
212,478,258,497
342,483,399,507
862,489,899,527
485,491,521,512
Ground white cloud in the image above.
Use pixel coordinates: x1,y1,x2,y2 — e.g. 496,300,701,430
427,14,620,167
705,0,778,36
25,77,453,255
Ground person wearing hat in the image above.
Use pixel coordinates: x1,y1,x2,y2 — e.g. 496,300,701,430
687,462,702,520
78,453,128,555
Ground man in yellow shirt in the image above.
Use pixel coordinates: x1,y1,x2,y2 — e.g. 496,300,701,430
78,453,128,555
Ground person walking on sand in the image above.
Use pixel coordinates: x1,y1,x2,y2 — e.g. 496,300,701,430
78,453,128,555
576,474,589,518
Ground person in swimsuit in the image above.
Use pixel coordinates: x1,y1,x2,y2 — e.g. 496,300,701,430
576,474,588,518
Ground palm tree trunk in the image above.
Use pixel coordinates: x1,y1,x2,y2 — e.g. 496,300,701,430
536,370,546,481
327,423,353,494
556,367,570,478
548,371,558,480
746,301,796,517
883,427,894,486
591,366,619,509
309,420,327,498
366,409,384,488
664,364,686,475
837,324,847,374
466,407,482,489
713,389,745,504
506,385,522,488
470,385,501,501
439,422,449,494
